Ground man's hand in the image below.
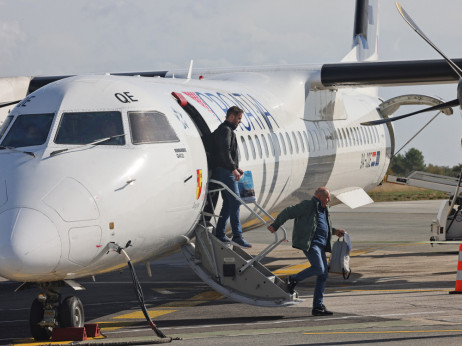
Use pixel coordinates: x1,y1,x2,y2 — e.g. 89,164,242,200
334,228,346,237
232,169,241,181
267,225,276,233
237,168,244,175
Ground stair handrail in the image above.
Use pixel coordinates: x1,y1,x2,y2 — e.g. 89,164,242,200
207,179,288,274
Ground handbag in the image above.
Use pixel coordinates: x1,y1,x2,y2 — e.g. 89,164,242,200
328,233,352,279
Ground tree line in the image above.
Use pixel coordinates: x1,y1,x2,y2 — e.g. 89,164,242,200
387,148,462,177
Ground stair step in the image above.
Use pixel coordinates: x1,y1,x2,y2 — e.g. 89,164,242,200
182,224,302,307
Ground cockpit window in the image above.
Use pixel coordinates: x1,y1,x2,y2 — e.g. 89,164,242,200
1,113,54,148
0,115,14,139
128,111,179,144
55,111,125,145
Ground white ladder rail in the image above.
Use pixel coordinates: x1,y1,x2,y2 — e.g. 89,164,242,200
194,224,221,280
208,179,288,274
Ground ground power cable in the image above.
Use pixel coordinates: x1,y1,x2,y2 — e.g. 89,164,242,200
109,242,182,342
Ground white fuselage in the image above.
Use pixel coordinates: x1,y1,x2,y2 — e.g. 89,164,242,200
0,71,391,282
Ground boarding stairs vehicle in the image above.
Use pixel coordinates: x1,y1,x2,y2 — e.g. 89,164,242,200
181,179,301,307
386,171,462,242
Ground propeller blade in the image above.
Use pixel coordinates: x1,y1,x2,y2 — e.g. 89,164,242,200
396,2,462,79
361,98,459,126
0,100,21,109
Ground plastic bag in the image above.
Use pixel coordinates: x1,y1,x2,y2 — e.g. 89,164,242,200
238,170,256,203
328,233,351,279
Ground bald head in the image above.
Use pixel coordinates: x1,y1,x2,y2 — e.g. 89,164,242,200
314,187,330,208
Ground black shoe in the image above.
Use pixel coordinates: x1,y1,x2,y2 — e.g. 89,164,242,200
285,277,297,294
312,304,333,316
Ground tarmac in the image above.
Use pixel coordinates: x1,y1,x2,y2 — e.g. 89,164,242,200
1,200,462,345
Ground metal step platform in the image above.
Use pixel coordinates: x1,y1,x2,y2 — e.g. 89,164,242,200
181,179,302,307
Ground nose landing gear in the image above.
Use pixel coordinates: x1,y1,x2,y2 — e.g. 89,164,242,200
29,283,85,341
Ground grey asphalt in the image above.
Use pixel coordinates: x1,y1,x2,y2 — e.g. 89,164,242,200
1,200,462,345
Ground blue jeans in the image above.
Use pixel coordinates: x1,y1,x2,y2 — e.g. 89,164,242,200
291,243,328,308
212,167,242,238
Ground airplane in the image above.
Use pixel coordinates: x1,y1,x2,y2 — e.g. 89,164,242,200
0,0,461,341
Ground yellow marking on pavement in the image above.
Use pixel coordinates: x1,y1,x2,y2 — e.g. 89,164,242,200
14,341,72,346
326,288,451,293
113,309,176,320
242,212,279,228
189,291,223,300
97,321,139,331
160,300,209,308
159,291,224,307
304,329,462,335
274,247,375,277
101,290,222,335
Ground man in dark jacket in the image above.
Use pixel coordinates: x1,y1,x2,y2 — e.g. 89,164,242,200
267,187,345,316
212,106,252,248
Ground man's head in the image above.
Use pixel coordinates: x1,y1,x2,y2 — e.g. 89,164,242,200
226,106,243,127
314,187,331,208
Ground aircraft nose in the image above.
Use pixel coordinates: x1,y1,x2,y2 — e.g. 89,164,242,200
0,208,61,281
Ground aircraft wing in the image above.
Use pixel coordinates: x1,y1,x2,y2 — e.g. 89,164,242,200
321,58,462,88
2,58,462,102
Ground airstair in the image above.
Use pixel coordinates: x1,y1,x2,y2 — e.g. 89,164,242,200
386,171,462,242
181,179,302,307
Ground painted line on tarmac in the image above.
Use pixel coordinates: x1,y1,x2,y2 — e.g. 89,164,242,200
303,329,462,335
326,288,451,293
98,291,224,333
273,248,375,276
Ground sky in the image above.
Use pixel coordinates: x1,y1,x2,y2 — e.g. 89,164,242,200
0,0,460,166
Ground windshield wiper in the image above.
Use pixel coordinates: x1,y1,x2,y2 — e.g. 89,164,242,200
50,134,126,157
0,145,36,158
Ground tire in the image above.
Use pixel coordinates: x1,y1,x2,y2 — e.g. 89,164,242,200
30,299,52,341
59,296,85,328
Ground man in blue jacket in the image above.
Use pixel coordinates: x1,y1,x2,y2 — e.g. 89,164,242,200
267,187,345,316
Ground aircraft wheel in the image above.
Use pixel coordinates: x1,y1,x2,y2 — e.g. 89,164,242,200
30,298,52,341
60,296,85,328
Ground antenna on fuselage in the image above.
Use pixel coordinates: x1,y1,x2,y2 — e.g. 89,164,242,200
187,59,194,79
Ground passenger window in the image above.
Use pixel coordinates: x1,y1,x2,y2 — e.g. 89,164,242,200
272,133,281,156
261,134,269,157
2,113,54,148
346,128,352,146
360,127,366,145
285,132,293,154
129,111,177,144
341,128,348,147
310,130,319,151
56,111,124,145
248,135,256,160
255,135,262,158
279,133,286,155
336,129,342,147
292,132,299,154
240,136,249,161
356,127,363,146
368,127,375,143
364,128,369,144
298,131,305,153
303,131,311,152
267,133,275,156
